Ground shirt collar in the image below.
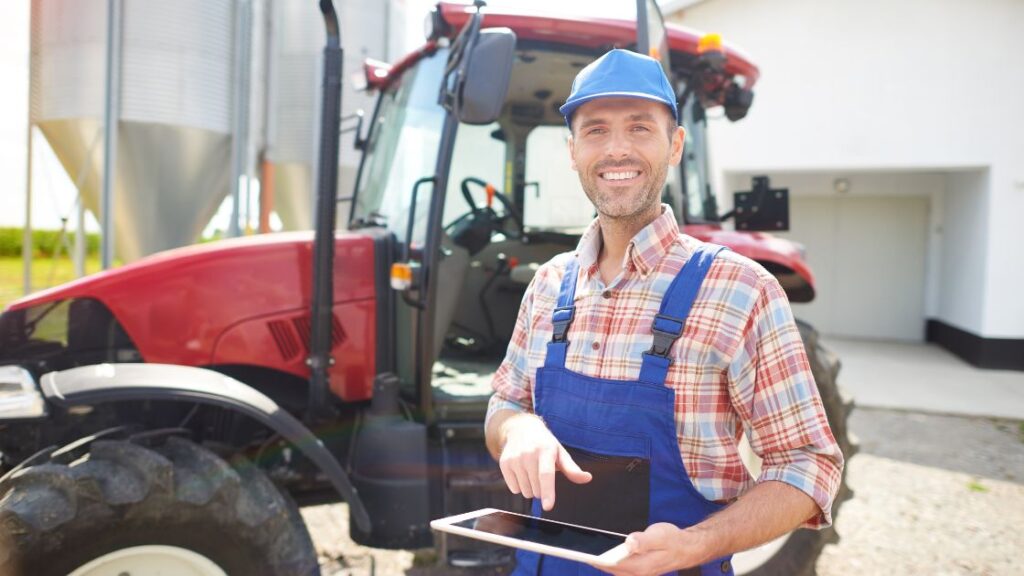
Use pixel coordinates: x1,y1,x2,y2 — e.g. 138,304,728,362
574,204,681,281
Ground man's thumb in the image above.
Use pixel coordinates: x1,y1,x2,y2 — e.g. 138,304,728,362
556,447,593,484
625,532,647,555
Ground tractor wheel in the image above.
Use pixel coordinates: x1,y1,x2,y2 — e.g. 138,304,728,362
0,436,319,576
731,320,858,576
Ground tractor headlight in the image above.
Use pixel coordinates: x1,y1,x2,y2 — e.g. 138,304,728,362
0,366,48,420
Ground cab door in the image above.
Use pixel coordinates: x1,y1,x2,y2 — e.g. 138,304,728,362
637,0,672,73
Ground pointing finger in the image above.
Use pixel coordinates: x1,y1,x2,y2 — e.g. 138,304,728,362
557,446,593,484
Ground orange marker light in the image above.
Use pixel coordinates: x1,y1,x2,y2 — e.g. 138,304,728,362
649,47,661,61
697,33,723,54
390,263,414,290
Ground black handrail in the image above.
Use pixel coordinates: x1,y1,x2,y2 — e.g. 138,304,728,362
308,0,372,534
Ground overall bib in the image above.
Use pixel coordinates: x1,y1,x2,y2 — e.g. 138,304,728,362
512,244,735,576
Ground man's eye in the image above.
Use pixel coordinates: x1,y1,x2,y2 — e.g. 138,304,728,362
586,128,607,136
632,125,651,132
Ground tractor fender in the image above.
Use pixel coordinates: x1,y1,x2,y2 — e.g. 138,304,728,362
39,362,371,533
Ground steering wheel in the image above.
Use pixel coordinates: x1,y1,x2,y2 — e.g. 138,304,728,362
444,178,524,253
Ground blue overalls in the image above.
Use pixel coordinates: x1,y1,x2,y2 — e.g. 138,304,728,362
512,244,734,576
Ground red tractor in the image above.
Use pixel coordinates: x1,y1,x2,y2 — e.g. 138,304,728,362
0,1,852,574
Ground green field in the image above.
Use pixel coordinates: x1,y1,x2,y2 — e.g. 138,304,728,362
0,256,103,309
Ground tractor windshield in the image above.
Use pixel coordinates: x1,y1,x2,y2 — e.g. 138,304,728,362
678,95,715,223
351,49,447,242
352,45,718,239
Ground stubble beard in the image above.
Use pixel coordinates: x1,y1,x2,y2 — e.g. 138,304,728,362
581,156,668,228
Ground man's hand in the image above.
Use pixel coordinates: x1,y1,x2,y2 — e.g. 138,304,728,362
493,412,592,511
591,481,821,575
593,523,706,576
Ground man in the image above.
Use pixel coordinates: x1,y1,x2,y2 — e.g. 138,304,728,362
484,49,844,576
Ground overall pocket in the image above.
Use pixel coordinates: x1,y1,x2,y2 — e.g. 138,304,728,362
547,444,651,534
540,417,652,534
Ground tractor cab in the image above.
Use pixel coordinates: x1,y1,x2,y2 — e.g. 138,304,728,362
349,1,764,425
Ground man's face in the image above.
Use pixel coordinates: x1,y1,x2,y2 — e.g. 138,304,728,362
568,97,684,223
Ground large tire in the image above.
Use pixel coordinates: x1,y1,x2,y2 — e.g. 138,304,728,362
0,436,319,576
734,320,858,576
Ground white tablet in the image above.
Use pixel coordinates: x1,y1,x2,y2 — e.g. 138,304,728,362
430,508,631,567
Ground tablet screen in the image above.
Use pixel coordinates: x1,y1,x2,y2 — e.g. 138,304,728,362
454,511,626,556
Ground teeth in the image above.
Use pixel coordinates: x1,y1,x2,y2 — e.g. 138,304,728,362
602,171,639,181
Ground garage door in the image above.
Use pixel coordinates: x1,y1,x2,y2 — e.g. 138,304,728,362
779,195,929,341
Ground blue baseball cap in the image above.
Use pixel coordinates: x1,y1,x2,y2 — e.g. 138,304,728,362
559,49,678,129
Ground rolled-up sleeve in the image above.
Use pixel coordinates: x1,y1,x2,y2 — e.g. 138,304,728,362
728,276,844,528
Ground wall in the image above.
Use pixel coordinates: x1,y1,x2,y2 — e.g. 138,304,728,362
940,170,989,334
673,0,1024,338
727,170,936,340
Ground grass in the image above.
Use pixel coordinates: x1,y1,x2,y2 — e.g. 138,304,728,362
0,256,104,309
966,479,989,493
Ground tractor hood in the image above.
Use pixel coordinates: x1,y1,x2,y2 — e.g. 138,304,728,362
5,231,381,380
686,225,816,303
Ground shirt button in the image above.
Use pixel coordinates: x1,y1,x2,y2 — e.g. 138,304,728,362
720,560,732,573
591,341,600,350
601,290,612,299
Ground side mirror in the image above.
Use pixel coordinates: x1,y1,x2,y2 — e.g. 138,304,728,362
733,176,789,231
455,28,516,125
724,83,754,122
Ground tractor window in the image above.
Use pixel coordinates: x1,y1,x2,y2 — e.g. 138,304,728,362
29,299,70,346
443,121,506,227
352,49,447,243
680,97,713,223
523,125,594,231
0,298,140,375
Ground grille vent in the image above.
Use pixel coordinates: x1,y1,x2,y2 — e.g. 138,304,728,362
268,314,346,361
267,320,301,360
292,314,346,352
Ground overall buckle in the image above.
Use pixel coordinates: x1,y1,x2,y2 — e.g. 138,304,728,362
648,313,684,357
551,306,575,343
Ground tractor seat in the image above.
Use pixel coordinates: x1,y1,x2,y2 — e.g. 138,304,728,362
508,262,540,286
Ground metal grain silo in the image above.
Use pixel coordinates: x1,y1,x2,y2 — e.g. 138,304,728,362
30,0,234,262
265,0,321,231
267,0,388,231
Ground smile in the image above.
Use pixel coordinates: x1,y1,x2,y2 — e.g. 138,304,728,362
600,170,640,181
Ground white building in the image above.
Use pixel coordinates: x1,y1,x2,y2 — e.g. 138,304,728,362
665,0,1024,370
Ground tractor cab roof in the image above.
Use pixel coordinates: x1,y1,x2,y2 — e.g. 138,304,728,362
366,1,758,97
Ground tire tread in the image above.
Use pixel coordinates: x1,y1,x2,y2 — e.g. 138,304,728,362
0,436,319,576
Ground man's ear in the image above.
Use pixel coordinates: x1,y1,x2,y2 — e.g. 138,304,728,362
669,125,685,167
568,133,578,172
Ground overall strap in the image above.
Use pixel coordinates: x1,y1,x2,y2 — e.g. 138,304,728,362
638,244,729,385
545,257,580,368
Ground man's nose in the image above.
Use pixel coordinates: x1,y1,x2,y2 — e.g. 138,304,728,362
603,128,632,158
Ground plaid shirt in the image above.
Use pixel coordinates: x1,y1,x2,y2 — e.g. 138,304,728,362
487,206,844,527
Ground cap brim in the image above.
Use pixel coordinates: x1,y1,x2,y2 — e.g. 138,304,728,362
559,91,676,121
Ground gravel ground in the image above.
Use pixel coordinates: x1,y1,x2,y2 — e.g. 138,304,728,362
300,505,417,576
816,408,1024,576
303,407,1024,575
